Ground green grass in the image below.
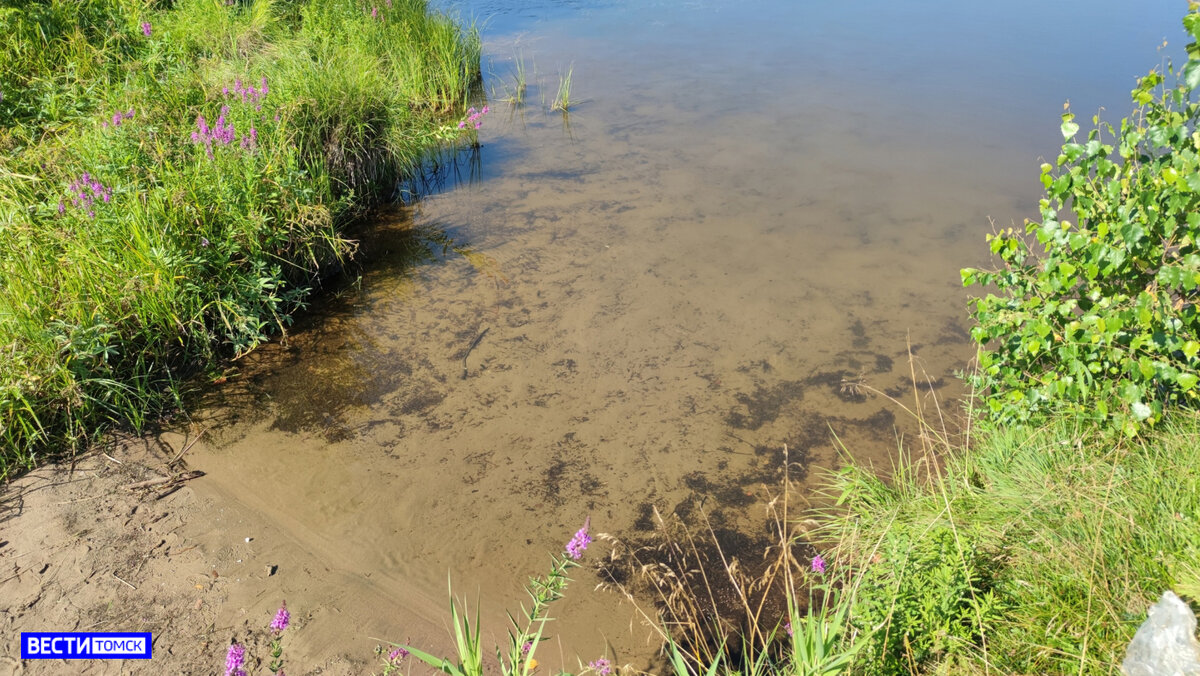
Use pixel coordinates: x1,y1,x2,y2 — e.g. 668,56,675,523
550,64,573,112
492,49,529,105
0,0,482,479
820,407,1200,674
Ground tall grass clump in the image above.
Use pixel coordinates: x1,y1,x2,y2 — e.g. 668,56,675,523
551,64,574,113
824,401,1200,674
0,0,483,478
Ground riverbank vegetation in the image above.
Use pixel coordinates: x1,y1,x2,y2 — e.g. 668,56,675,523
0,0,482,479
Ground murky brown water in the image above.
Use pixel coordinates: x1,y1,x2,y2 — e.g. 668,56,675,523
177,0,1186,669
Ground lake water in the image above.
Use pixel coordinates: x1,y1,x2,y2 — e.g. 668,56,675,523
182,0,1188,669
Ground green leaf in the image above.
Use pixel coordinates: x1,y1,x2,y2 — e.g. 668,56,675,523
1178,373,1199,391
1131,401,1153,421
1185,60,1200,92
1061,118,1080,140
1185,12,1200,41
1184,341,1200,359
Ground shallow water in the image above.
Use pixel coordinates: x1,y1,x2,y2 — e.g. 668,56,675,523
183,0,1186,668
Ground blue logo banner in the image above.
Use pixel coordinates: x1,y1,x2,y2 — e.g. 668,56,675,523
21,632,152,659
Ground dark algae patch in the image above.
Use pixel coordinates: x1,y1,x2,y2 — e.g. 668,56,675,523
725,380,807,430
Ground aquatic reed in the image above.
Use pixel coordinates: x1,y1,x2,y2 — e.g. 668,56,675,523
551,64,574,112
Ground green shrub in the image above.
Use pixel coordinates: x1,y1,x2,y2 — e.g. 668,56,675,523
963,9,1200,435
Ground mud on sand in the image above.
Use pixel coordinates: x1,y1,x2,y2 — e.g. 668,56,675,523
0,432,458,676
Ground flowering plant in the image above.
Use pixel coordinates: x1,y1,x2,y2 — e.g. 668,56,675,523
398,519,592,676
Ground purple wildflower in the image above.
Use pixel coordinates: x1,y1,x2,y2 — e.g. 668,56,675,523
566,517,591,560
57,201,65,215
200,236,210,247
371,6,378,19
785,621,793,637
388,647,409,663
460,105,489,131
225,644,246,676
811,554,826,574
192,106,243,157
141,22,151,37
270,602,290,633
589,658,612,676
521,641,533,655
64,172,112,217
112,112,122,126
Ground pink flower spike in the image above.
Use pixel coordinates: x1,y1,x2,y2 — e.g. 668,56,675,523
270,602,290,633
225,644,246,676
811,554,826,574
141,22,151,37
566,517,592,560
